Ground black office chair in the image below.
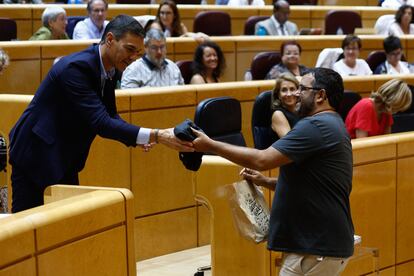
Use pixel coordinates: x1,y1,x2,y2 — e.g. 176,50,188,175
66,16,87,39
337,90,362,121
251,91,278,150
194,97,246,147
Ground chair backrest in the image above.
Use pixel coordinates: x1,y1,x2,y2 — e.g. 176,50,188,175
117,0,151,3
176,60,193,84
392,112,414,133
251,91,278,150
365,50,386,72
194,97,246,146
324,10,362,35
244,16,268,35
193,11,231,36
374,14,395,35
288,0,317,4
0,18,17,41
66,16,87,39
250,51,281,80
337,90,361,121
175,0,200,3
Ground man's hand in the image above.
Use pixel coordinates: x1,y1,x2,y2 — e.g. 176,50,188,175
158,128,194,152
240,168,277,190
191,127,215,152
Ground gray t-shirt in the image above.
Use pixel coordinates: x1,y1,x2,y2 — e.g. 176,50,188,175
269,112,354,257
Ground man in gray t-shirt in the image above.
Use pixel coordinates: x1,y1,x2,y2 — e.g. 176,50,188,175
192,68,354,276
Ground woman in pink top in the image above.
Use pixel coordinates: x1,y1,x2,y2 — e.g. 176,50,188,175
345,79,412,138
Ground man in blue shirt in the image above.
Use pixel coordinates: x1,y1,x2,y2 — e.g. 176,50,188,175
73,0,109,40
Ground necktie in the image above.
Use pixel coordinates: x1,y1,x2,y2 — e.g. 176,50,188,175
280,24,286,35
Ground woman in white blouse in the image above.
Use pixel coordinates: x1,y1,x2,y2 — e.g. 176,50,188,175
389,5,414,36
333,35,372,76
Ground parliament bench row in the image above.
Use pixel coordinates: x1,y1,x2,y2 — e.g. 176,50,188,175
2,35,414,94
1,74,414,261
0,4,395,40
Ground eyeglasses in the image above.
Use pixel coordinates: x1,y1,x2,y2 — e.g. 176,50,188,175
298,84,322,93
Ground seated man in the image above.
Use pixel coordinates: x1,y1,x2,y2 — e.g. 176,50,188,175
121,29,184,88
73,0,109,40
374,35,411,74
255,0,298,36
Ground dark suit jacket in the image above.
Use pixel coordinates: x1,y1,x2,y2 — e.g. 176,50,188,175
9,45,139,189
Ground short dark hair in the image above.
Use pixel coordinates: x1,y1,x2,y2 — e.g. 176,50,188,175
383,35,402,54
87,0,108,13
395,4,414,24
341,34,361,50
310,68,344,111
280,40,301,56
192,41,226,80
100,15,145,44
273,0,289,11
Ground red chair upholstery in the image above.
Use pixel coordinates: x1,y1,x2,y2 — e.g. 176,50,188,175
176,60,193,84
365,51,386,72
244,16,268,35
116,0,150,3
0,18,17,41
288,0,317,4
324,10,362,35
193,11,231,36
250,51,281,80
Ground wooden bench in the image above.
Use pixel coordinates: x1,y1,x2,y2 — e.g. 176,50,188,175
0,4,396,40
1,75,414,261
0,184,136,275
193,132,414,275
2,35,414,94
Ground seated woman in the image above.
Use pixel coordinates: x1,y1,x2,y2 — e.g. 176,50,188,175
345,79,412,139
389,5,414,36
190,41,226,84
333,35,372,76
30,6,69,40
374,35,411,74
154,0,209,43
270,72,300,139
265,41,310,80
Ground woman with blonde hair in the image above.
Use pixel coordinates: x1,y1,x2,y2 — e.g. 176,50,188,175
270,72,300,139
345,79,412,138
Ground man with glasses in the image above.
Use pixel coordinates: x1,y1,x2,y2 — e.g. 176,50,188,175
374,35,412,74
192,68,354,276
73,0,109,40
121,28,184,88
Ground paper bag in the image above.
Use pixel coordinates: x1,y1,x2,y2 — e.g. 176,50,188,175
226,180,270,243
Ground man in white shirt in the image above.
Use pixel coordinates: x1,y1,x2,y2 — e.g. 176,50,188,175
255,0,298,36
227,0,264,7
121,29,184,89
382,0,414,8
73,0,109,40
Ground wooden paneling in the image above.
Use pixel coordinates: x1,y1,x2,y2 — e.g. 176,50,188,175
396,260,414,276
0,258,36,276
38,226,128,276
134,207,198,261
131,106,195,216
195,156,270,276
396,157,414,264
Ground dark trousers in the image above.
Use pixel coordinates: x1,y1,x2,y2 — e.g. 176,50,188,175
11,166,79,213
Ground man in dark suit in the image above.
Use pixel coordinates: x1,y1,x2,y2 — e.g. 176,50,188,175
9,15,193,213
